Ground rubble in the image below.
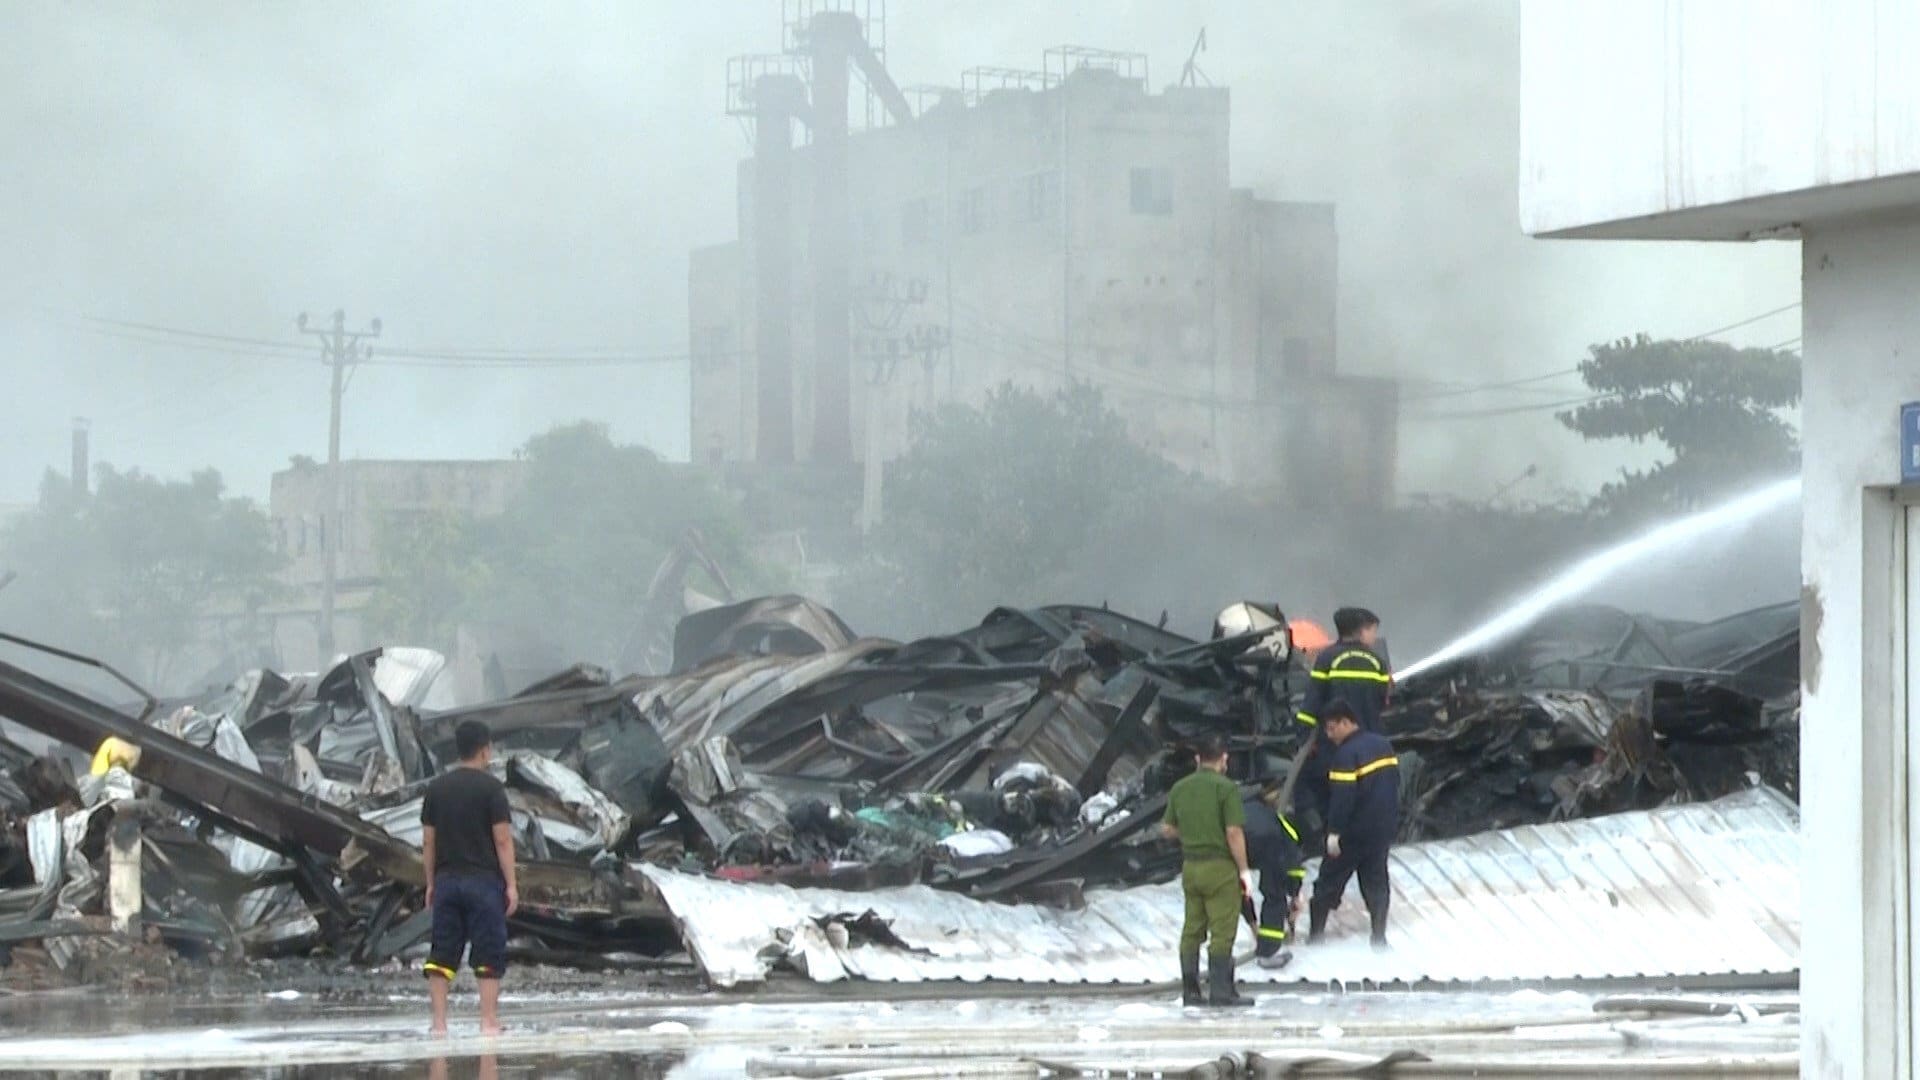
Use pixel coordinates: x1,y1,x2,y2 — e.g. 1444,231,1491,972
0,592,1801,986
1389,601,1800,841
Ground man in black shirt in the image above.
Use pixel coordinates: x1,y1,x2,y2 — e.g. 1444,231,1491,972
422,719,517,1036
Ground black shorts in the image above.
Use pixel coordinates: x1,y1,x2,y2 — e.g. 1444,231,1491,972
423,874,508,980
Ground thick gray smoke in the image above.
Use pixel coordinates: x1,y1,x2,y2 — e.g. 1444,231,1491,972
0,3,1801,682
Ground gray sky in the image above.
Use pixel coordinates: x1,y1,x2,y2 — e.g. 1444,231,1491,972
0,1,1798,506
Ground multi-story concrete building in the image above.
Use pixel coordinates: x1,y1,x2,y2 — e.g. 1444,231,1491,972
691,26,1392,505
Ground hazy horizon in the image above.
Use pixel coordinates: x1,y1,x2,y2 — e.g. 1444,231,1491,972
1,1,1797,508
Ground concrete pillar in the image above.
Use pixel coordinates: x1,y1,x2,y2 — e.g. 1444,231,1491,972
752,75,804,464
1799,216,1920,1080
807,12,857,464
108,812,142,935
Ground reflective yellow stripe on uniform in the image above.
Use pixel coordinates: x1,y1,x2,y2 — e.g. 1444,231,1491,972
1331,755,1399,783
1296,711,1319,726
1287,868,1307,879
1278,814,1300,842
1256,926,1288,941
1312,668,1392,683
423,962,457,981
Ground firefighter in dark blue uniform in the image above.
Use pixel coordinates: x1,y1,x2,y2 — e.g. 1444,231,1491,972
1308,700,1400,948
1240,782,1307,969
1292,608,1392,832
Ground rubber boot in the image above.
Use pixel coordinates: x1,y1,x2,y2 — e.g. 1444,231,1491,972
1180,951,1204,1006
1256,948,1293,970
1307,899,1330,943
1207,954,1252,1007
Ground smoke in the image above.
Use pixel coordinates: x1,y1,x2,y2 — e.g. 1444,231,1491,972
0,3,1803,676
1,2,1798,505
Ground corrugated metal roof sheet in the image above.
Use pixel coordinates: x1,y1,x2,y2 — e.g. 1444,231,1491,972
642,787,1798,988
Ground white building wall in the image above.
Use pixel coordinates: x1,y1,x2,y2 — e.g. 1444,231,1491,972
1521,0,1920,239
1798,218,1920,1080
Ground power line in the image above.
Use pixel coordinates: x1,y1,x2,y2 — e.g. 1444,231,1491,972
1397,368,1585,404
1398,301,1803,404
1681,301,1800,342
372,347,715,367
71,326,317,364
58,312,709,368
1403,392,1619,423
1408,375,1589,398
376,342,647,358
72,313,311,353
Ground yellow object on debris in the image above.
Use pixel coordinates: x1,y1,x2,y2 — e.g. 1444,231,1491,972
90,736,141,776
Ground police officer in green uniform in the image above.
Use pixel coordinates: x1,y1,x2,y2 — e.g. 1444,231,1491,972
1160,735,1254,1007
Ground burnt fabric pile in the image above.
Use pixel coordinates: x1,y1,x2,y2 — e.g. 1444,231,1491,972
1388,601,1799,842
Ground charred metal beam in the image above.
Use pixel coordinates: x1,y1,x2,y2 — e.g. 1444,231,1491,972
1076,681,1158,799
0,645,422,883
972,792,1169,899
871,708,1005,794
0,917,102,945
365,907,432,961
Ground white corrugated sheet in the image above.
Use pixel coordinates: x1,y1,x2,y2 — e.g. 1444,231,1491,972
641,787,1798,988
370,647,447,708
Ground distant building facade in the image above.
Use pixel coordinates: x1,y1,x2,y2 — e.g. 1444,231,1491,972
691,51,1395,503
266,459,525,667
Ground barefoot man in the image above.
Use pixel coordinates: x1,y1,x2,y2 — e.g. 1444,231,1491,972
422,719,518,1035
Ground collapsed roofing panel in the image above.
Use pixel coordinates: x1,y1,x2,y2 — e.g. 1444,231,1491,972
0,590,1802,983
641,787,1798,988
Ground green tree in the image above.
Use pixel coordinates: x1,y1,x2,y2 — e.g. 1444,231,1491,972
364,508,491,652
368,422,761,666
1557,333,1801,513
842,382,1193,630
0,466,282,685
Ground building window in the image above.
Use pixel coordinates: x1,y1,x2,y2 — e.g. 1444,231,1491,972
1019,171,1059,223
1130,167,1173,216
902,197,933,245
959,185,993,234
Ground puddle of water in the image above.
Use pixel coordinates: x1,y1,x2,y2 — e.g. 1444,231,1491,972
1,1055,686,1080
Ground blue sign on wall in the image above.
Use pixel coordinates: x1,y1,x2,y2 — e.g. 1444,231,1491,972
1905,402,1920,484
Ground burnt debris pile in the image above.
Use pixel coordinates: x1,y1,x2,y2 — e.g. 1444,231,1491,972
1387,601,1799,841
0,594,1799,977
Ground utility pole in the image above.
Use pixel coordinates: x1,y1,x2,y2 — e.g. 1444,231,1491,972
298,309,380,664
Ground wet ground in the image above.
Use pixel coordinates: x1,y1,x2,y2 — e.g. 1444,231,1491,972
0,975,1798,1078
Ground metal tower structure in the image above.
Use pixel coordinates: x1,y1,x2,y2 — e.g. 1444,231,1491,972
726,1,912,465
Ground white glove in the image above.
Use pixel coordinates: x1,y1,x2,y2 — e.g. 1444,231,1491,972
1326,834,1343,859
